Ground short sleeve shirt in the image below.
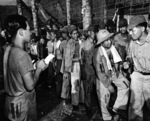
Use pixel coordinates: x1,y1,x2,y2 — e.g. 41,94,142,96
6,47,34,96
128,40,150,73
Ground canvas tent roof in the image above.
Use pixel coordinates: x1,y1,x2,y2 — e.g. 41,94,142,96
0,0,30,6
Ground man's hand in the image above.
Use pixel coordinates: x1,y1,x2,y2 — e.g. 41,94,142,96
123,61,129,69
108,85,115,93
63,72,69,80
36,59,47,71
106,70,112,78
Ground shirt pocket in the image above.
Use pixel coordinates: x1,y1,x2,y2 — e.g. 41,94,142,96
144,57,150,71
135,55,150,71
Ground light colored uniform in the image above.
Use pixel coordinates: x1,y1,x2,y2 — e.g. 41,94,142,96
61,38,81,106
127,36,150,121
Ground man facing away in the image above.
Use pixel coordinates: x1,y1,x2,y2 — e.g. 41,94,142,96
3,14,47,121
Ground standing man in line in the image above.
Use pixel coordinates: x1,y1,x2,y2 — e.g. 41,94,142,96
46,30,56,89
127,15,150,121
114,18,131,63
80,26,95,118
61,25,81,112
114,18,131,79
4,14,47,121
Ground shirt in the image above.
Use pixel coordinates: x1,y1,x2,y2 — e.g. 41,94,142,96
114,33,131,61
55,40,62,60
37,38,47,59
61,39,81,73
127,35,150,73
5,47,34,96
47,40,54,54
73,42,80,59
81,39,94,65
59,40,67,58
94,47,111,88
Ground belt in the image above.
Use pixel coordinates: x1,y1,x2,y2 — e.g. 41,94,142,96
139,71,150,75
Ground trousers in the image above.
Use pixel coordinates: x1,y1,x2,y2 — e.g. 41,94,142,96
61,62,81,106
96,79,112,120
5,90,37,121
113,74,129,111
129,71,150,121
71,62,80,106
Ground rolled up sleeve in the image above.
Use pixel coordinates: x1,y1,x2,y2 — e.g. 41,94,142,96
18,53,34,76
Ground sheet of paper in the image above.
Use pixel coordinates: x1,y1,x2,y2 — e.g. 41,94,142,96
44,54,55,65
56,40,61,49
32,60,35,63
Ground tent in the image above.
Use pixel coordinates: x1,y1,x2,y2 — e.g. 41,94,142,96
0,0,30,6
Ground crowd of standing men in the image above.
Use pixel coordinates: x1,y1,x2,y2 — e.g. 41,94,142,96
1,13,150,121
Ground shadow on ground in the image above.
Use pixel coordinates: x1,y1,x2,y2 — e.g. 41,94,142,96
0,80,102,121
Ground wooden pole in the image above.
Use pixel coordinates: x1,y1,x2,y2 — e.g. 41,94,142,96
103,0,107,25
82,0,91,31
149,1,150,14
117,14,120,32
37,3,50,21
66,0,71,25
31,0,39,36
17,0,23,15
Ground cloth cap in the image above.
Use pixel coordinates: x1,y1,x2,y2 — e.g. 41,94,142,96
119,18,128,28
61,26,68,33
87,25,95,32
96,29,114,45
127,15,146,30
78,29,84,35
68,25,77,34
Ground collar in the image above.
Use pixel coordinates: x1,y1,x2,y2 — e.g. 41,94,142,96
135,39,149,46
87,37,94,44
68,38,75,44
135,33,150,45
68,38,79,44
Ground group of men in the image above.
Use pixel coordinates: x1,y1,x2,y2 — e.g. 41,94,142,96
3,13,150,121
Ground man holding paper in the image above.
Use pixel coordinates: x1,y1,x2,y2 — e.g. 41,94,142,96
3,14,47,121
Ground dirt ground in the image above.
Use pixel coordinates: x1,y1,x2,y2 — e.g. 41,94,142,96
0,82,102,121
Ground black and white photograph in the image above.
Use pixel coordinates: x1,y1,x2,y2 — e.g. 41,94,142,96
0,0,150,121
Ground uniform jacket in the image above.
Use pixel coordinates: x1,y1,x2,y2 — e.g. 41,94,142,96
61,38,82,73
94,47,112,88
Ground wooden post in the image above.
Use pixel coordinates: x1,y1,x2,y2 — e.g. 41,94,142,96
82,0,91,31
149,0,150,14
66,0,71,25
17,0,23,15
31,0,39,36
37,3,50,22
117,14,120,32
103,0,107,25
